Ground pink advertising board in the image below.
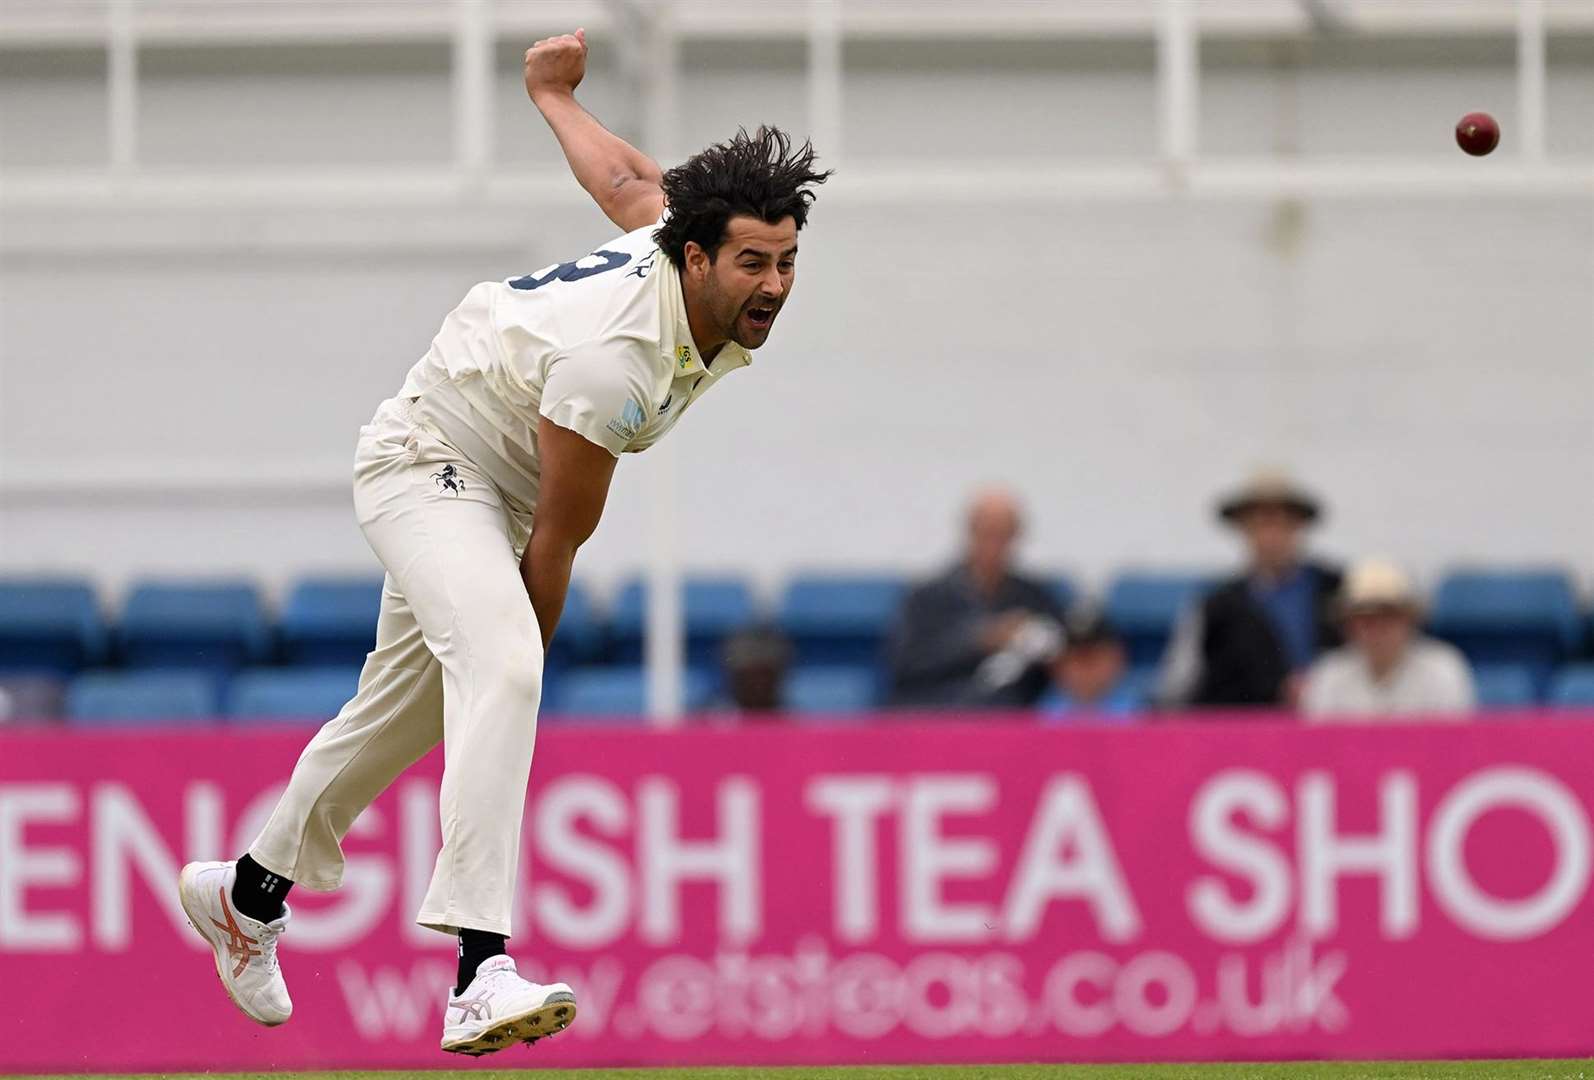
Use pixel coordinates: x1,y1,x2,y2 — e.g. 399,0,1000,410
4,715,1594,1072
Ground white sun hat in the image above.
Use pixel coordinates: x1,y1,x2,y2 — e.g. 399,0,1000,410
1340,558,1421,616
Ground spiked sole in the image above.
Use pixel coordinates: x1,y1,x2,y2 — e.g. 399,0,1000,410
440,992,577,1056
177,863,289,1028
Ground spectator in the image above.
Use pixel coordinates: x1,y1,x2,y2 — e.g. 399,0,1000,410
888,488,1063,707
1158,471,1342,709
718,624,793,718
1041,607,1138,723
1302,559,1475,720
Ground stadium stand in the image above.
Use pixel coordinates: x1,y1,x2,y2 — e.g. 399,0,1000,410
549,665,716,719
0,577,106,674
279,576,383,666
1104,571,1213,668
547,580,604,669
1043,575,1078,613
777,574,907,666
1472,663,1540,711
227,666,362,723
6,570,1594,724
66,669,219,724
783,664,880,714
1548,664,1594,708
120,580,272,672
1427,569,1584,688
609,576,756,666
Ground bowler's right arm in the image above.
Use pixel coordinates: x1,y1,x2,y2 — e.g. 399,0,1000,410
524,29,666,232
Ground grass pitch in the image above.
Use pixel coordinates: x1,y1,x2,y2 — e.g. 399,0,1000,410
23,1063,1594,1080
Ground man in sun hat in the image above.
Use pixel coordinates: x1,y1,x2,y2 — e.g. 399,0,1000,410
1302,558,1475,720
1158,470,1343,709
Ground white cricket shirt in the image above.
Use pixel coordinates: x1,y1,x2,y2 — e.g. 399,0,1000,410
1301,637,1477,720
396,218,751,512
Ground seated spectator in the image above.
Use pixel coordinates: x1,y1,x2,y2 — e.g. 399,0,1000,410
1158,471,1342,709
717,624,792,719
888,488,1063,708
1041,608,1138,723
1302,559,1475,720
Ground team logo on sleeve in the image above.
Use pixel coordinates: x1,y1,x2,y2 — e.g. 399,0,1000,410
607,400,647,441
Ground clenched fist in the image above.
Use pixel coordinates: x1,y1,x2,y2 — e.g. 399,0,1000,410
525,28,587,102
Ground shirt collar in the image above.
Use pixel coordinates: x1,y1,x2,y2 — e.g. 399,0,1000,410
660,257,753,377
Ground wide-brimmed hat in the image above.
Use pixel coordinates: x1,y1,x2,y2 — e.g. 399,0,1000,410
1339,558,1421,617
1217,470,1323,525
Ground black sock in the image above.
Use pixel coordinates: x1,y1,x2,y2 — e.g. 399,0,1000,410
232,853,293,924
456,929,507,994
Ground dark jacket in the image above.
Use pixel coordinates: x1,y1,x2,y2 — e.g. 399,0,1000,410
887,564,1064,708
1190,561,1344,707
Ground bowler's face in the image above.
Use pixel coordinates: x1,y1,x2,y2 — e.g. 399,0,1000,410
705,215,799,349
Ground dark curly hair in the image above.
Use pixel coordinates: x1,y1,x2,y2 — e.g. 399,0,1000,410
654,126,830,266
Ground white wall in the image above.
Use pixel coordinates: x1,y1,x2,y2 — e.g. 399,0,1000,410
3,31,1593,608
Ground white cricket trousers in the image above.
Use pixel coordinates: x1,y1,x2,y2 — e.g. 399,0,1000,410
250,396,540,937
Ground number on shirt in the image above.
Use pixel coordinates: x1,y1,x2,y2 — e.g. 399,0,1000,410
508,249,632,291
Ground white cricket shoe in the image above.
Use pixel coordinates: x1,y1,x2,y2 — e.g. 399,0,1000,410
440,955,577,1055
177,860,292,1026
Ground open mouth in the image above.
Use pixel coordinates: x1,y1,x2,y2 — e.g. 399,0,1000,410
745,306,775,329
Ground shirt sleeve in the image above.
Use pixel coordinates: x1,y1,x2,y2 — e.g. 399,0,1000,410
538,344,655,457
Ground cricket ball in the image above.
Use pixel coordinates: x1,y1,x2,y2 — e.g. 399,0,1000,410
1456,112,1500,156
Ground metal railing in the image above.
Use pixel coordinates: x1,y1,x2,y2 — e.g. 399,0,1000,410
3,0,1593,210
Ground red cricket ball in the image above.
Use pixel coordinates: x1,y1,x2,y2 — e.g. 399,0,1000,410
1456,111,1500,156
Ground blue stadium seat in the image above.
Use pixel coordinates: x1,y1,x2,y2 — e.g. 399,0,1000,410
1472,663,1539,711
550,665,715,720
778,574,907,666
1043,575,1078,613
1427,570,1582,687
1104,571,1213,667
784,665,879,713
280,576,382,666
67,670,218,726
227,666,360,723
0,578,107,675
609,577,756,665
1548,665,1594,709
546,581,605,668
120,580,271,672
